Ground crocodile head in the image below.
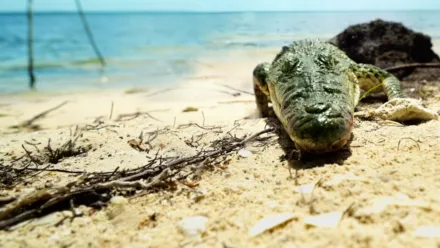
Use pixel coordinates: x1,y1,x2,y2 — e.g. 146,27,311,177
267,41,356,153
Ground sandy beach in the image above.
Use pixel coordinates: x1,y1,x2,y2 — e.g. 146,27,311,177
0,48,280,132
1,45,440,248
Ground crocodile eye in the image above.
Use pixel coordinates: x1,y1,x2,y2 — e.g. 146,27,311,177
323,85,342,94
274,46,290,62
317,54,338,69
281,59,299,74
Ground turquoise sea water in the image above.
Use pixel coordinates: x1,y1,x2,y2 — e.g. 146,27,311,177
1,11,440,94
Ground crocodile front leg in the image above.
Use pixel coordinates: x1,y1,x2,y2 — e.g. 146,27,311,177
353,63,404,100
253,62,271,117
354,63,439,122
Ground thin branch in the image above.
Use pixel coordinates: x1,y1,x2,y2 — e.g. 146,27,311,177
75,0,106,69
21,144,42,166
11,167,86,174
177,123,224,131
115,111,163,122
27,0,36,89
397,137,420,151
0,195,16,206
24,141,41,152
17,101,69,128
94,169,170,190
358,83,384,103
385,62,440,72
83,122,119,131
218,84,254,96
109,101,114,120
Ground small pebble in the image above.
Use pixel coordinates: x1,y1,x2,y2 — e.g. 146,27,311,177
106,196,128,219
110,196,128,206
189,190,206,203
238,149,252,158
413,226,440,238
177,216,208,237
223,170,231,178
21,188,36,195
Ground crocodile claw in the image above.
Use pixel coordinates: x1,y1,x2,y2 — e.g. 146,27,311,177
373,98,439,122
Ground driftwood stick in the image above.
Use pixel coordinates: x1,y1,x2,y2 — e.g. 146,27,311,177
20,101,69,128
0,189,54,220
109,101,114,120
0,170,170,229
75,0,106,68
385,62,440,72
94,169,170,190
218,84,255,96
116,111,161,122
27,0,36,89
11,167,87,174
0,196,16,206
0,210,37,229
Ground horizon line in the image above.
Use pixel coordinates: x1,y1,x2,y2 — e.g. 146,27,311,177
0,9,440,14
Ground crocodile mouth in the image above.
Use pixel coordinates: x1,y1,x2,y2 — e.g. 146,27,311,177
294,133,351,154
294,111,345,128
288,114,353,153
295,115,347,131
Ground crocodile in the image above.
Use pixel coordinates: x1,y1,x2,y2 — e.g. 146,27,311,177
253,39,438,154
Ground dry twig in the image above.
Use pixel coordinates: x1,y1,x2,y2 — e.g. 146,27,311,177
11,101,69,130
218,84,254,96
116,111,162,122
109,101,114,120
0,128,90,187
397,137,420,151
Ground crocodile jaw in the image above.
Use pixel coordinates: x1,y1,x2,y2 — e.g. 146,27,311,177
291,125,352,154
271,92,354,154
280,110,354,153
289,114,353,153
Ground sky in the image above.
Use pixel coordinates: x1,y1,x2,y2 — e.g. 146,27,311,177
1,0,440,12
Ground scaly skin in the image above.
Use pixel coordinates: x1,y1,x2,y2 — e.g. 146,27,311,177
253,40,438,154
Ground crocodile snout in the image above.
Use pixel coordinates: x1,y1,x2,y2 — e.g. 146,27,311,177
304,102,331,114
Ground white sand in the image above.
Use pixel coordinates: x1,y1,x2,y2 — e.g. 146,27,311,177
1,47,440,247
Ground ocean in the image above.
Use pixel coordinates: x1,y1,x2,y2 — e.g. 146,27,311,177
1,11,440,94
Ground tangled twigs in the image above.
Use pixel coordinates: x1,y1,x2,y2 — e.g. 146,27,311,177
120,128,275,183
21,144,42,166
0,127,91,187
0,128,275,230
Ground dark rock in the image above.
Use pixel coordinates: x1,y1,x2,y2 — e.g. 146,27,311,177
329,19,440,81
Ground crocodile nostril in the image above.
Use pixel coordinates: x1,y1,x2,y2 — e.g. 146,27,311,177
305,102,331,114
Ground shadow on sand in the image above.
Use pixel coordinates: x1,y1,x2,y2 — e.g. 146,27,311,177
264,117,353,170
